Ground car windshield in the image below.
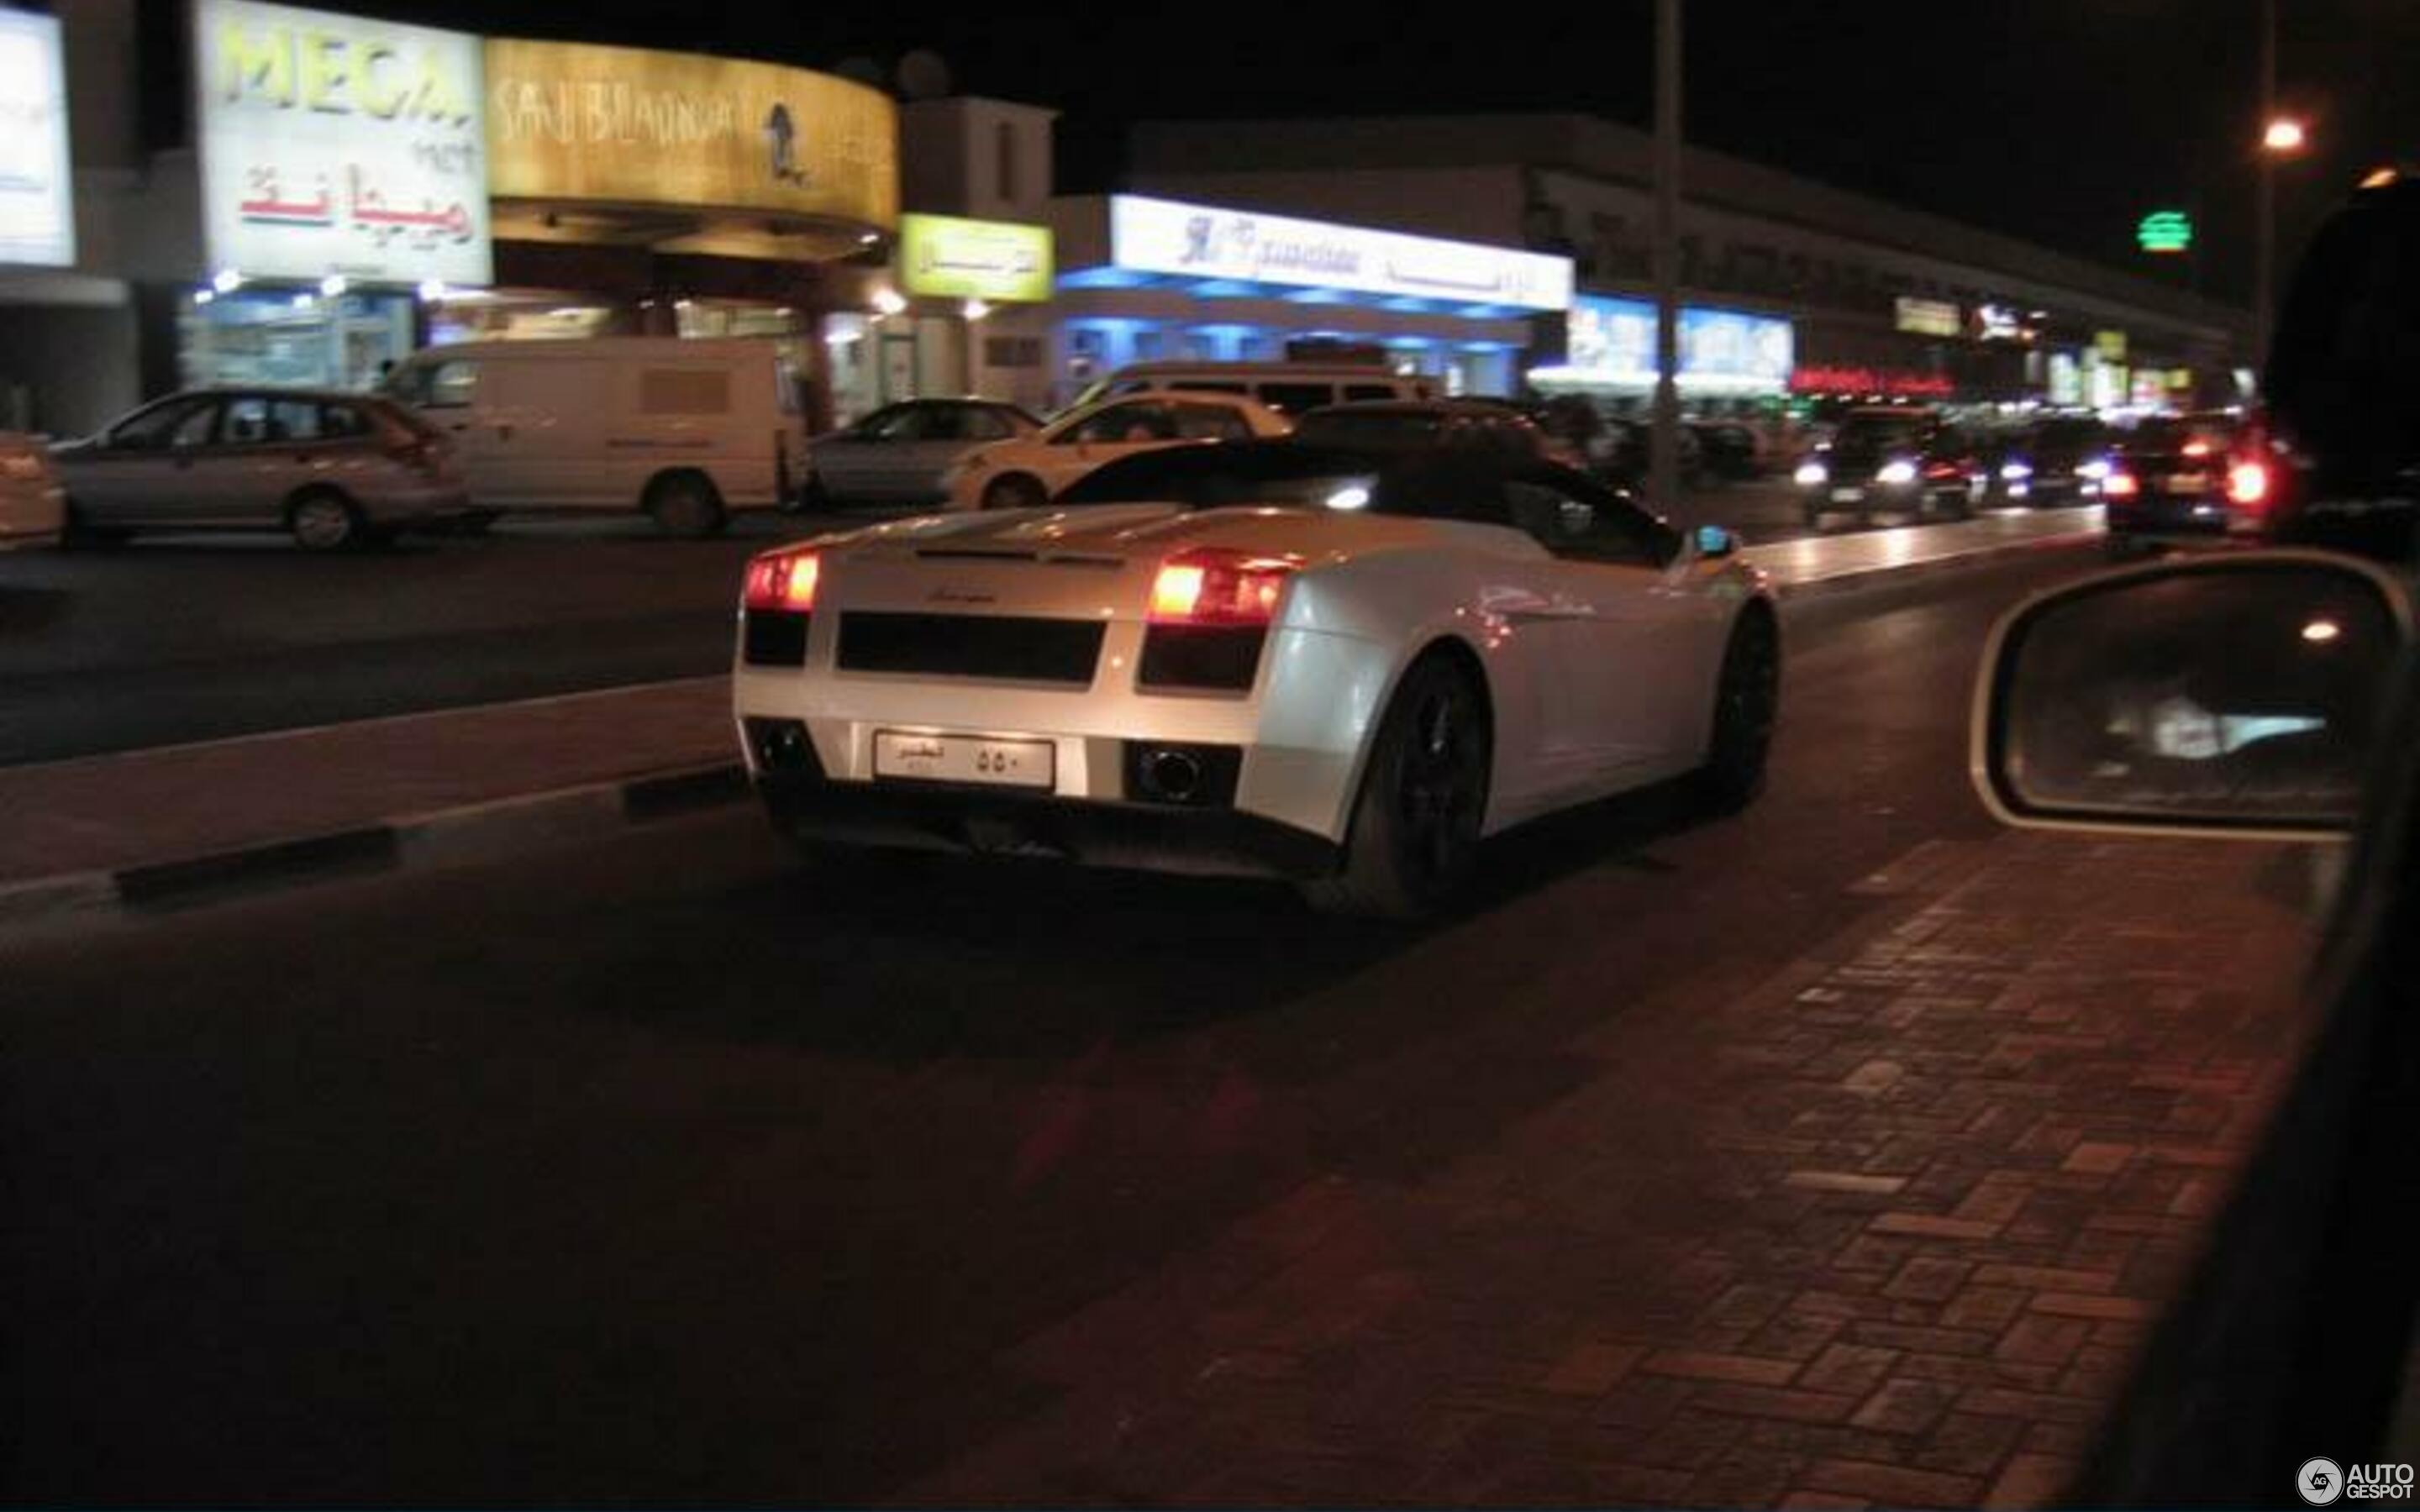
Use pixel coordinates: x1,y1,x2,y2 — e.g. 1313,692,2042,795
1833,416,1927,452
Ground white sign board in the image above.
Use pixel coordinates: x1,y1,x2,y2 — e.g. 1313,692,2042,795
1110,194,1570,312
0,9,76,268
196,0,491,285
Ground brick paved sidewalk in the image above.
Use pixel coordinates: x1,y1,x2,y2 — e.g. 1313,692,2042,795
902,831,2322,1509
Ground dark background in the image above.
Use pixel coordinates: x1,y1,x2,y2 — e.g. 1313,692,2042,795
139,0,2420,306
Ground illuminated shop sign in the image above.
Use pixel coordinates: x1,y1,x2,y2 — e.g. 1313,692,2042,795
899,213,1052,302
2137,210,2192,255
0,8,76,268
484,39,897,231
1107,194,1571,311
1788,365,1955,399
1973,302,2033,343
197,0,491,284
1545,295,1792,392
1893,297,1960,338
2094,329,2128,361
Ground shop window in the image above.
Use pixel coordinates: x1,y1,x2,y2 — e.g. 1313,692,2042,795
640,368,733,416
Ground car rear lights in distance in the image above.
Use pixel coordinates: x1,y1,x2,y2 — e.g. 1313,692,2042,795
2101,471,2140,501
2227,459,2272,509
1148,548,1299,627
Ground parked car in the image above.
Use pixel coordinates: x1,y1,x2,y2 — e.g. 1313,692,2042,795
2102,411,2244,551
942,391,1291,511
380,336,809,537
734,437,1773,918
1293,398,1559,462
2228,169,2419,563
801,399,1039,507
1990,414,2114,506
0,431,66,551
1064,361,1433,417
50,390,474,551
1792,407,1979,526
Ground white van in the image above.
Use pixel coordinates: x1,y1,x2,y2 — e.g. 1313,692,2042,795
1067,361,1434,417
380,338,808,537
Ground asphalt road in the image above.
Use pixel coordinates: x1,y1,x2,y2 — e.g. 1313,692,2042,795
0,548,2182,1504
0,482,1818,768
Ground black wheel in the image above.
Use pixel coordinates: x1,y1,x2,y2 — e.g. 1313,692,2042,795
1696,608,1781,812
644,472,727,538
980,474,1048,512
60,500,129,549
287,488,366,552
1300,654,1491,921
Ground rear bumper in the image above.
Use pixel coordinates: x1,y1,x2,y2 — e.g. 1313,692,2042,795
2107,496,2230,536
754,764,1341,880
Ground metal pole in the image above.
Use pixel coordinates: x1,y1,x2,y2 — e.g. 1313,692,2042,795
1650,0,1683,517
2254,0,2276,366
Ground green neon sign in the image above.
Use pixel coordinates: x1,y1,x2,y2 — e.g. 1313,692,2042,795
2137,210,2193,255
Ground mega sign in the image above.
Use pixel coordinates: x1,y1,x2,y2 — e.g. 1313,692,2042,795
197,0,491,284
483,39,897,231
0,8,75,268
899,213,1051,302
1107,194,1571,311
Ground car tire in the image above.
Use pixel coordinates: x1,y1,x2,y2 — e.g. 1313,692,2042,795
980,474,1048,512
1299,652,1491,921
1694,606,1781,813
644,471,727,538
60,500,129,549
287,488,367,552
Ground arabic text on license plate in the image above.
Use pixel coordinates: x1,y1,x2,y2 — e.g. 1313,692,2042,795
874,732,1055,789
2165,472,2211,495
1829,487,1865,503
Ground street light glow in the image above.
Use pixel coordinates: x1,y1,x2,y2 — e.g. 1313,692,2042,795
2263,118,2307,152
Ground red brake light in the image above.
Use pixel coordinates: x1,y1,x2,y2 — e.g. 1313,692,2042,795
744,549,819,612
1148,548,1300,626
2227,459,2271,508
2101,471,2140,500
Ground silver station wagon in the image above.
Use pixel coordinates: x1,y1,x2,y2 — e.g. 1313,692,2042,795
52,388,480,551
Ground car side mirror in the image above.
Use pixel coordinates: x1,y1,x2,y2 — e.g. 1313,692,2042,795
1973,551,2412,838
1695,523,1739,559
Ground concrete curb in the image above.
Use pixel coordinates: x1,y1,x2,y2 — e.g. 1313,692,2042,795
0,762,750,936
1759,528,2102,601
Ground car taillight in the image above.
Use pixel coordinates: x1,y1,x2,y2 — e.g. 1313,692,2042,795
744,549,819,613
1148,548,1300,626
2227,459,2271,509
2102,471,2140,500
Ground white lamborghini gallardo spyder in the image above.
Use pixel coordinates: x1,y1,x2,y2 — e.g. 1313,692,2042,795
733,442,1779,917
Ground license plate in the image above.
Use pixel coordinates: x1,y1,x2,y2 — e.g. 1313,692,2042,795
1829,487,1864,503
2165,472,2210,495
873,731,1055,788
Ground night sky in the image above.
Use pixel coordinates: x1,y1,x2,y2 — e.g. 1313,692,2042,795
384,0,2418,306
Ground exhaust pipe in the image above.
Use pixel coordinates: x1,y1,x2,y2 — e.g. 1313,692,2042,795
1144,748,1202,804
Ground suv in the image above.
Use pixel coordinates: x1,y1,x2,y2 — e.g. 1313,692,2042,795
1793,407,1980,527
2230,170,2420,562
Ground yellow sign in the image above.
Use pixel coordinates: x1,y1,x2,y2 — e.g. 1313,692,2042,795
899,213,1053,302
482,39,897,231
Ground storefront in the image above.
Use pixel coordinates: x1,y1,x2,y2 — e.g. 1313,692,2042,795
476,37,897,428
182,0,492,391
1044,194,1571,409
1528,293,1793,418
826,211,1054,420
0,5,110,433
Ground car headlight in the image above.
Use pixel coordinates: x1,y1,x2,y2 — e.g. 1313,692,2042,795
1876,459,1918,486
1792,460,1828,486
1999,461,2033,480
2075,458,2112,480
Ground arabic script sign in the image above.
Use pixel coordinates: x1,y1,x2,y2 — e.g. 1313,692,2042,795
1107,194,1571,312
483,39,897,232
0,9,75,268
898,214,1051,302
197,0,491,285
